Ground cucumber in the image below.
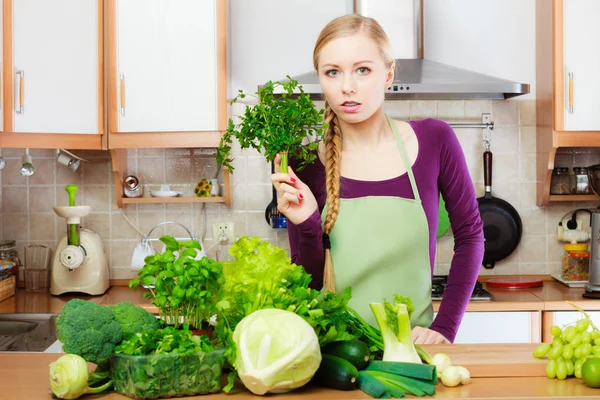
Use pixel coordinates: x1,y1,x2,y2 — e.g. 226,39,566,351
312,354,359,391
322,339,371,370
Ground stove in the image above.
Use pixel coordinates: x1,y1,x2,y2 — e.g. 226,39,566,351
431,275,492,301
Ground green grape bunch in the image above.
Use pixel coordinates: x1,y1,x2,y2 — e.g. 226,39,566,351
533,302,600,380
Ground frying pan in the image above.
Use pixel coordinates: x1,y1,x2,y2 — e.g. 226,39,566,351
477,148,522,269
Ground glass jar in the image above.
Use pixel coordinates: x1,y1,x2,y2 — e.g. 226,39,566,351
561,243,590,281
550,167,571,195
0,240,22,279
572,167,591,194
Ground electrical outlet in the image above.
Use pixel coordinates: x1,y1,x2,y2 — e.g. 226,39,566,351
213,222,235,242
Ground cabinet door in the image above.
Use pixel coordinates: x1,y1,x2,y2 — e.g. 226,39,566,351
563,0,600,131
115,0,217,132
436,312,537,344
12,0,99,134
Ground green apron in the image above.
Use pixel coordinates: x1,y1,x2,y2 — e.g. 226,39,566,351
321,116,433,329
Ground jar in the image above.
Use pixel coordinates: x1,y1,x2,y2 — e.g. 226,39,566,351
561,243,590,281
572,167,591,194
0,240,21,279
550,167,571,195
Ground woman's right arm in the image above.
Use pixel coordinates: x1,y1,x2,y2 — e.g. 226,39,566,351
287,210,325,289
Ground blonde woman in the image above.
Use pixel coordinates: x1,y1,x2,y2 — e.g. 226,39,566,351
271,14,484,344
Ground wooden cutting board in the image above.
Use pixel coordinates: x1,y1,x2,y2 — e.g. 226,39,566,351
420,343,547,378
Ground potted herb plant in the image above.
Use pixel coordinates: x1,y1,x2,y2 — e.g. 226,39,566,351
217,76,325,174
129,236,225,335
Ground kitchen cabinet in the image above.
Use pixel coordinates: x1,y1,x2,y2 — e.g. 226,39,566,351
0,0,105,149
536,0,600,205
439,311,541,344
107,0,226,148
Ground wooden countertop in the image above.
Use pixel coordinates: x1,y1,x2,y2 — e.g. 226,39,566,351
0,277,597,315
2,350,600,399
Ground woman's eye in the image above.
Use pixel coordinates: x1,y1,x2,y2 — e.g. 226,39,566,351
325,69,339,77
357,67,371,74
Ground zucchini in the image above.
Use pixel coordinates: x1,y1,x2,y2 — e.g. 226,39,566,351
312,354,359,391
322,339,371,370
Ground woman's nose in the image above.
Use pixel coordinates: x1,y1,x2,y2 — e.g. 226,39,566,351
342,77,356,95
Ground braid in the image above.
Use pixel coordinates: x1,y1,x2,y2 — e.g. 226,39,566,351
322,101,342,292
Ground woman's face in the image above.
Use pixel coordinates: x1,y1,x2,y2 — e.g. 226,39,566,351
317,32,394,124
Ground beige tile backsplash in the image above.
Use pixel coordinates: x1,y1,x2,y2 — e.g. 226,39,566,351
0,99,595,283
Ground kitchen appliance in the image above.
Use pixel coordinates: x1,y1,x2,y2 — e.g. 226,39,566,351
275,0,530,100
51,185,109,296
477,142,522,269
431,275,492,301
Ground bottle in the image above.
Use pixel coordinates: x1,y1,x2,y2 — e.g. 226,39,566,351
572,167,591,194
561,243,590,281
550,167,570,195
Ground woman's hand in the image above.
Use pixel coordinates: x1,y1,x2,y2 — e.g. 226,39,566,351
270,153,318,225
412,326,450,345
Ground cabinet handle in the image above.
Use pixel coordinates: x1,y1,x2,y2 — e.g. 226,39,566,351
568,71,574,114
16,70,24,114
120,73,125,116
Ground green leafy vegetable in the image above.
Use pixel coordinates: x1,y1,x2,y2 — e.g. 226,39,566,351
129,236,225,330
111,323,224,398
217,77,325,173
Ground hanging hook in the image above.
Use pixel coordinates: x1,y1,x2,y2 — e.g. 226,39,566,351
482,128,492,152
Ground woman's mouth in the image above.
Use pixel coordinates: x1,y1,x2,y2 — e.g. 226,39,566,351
340,101,362,113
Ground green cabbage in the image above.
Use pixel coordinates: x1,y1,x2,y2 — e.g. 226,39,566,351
233,308,321,395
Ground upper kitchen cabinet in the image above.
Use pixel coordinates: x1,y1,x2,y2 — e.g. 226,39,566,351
536,0,600,205
1,0,104,149
107,0,227,149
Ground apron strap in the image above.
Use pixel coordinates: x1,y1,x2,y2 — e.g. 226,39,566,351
387,115,421,201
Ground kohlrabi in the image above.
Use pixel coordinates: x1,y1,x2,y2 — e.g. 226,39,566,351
233,308,322,395
369,295,421,364
49,354,112,399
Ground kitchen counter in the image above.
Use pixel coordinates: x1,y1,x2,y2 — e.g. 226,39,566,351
3,349,600,399
0,277,597,315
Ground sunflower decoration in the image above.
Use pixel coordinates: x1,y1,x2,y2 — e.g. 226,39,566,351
194,179,212,197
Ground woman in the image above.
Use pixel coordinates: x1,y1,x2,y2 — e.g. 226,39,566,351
271,14,484,344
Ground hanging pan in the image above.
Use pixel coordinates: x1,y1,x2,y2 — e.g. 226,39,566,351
477,146,522,268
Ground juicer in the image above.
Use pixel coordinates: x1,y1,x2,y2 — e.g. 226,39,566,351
50,184,109,295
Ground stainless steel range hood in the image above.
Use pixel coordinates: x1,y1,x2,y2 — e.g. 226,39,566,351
280,0,529,100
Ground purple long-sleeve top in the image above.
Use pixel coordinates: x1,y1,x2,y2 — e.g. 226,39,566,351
287,118,485,343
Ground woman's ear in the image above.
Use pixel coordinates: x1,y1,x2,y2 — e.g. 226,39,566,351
385,61,395,87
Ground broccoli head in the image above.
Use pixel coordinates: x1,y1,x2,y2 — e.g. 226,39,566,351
57,299,122,366
109,302,160,339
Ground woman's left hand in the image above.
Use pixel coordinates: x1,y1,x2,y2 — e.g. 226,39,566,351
411,326,450,344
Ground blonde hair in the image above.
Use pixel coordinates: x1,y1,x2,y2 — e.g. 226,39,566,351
313,14,394,292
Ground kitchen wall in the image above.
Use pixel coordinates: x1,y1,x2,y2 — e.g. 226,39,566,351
0,0,594,281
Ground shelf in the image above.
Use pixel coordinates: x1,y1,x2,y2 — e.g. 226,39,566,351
122,196,227,205
549,194,599,202
109,149,231,208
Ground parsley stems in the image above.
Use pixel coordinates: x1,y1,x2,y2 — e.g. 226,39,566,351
279,152,289,173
